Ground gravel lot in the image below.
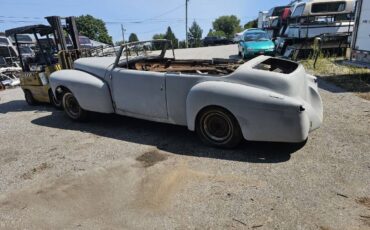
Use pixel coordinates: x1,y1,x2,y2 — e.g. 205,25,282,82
0,45,369,229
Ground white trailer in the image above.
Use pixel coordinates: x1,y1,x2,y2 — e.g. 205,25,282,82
258,11,268,29
350,0,370,66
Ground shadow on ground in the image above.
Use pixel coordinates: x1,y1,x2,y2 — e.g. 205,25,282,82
0,100,53,114
317,74,370,94
229,54,242,60
28,107,307,163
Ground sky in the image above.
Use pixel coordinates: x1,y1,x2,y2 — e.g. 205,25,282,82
0,0,289,43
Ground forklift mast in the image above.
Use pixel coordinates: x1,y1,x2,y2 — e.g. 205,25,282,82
45,16,81,51
45,16,82,69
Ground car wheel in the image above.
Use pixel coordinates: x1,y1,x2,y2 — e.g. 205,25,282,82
24,90,37,105
196,107,243,148
62,92,87,121
49,90,63,110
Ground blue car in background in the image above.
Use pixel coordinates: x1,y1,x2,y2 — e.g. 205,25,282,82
238,30,275,59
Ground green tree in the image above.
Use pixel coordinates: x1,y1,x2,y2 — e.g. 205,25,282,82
128,33,139,42
164,26,178,48
115,40,125,46
207,29,226,38
212,15,242,39
152,33,166,50
188,21,203,47
152,33,165,40
75,15,112,44
178,40,186,49
244,19,258,29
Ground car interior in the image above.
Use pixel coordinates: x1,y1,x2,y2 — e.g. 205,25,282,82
253,58,299,74
119,57,244,76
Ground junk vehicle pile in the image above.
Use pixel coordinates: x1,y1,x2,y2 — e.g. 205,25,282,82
3,16,117,105
0,34,21,89
256,0,357,60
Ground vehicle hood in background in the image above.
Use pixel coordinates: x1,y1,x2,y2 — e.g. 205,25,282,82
74,57,116,78
241,40,274,50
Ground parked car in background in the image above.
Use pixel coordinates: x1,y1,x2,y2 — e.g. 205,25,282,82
65,35,93,49
79,35,93,49
50,40,323,148
19,46,35,58
233,28,261,43
0,74,20,87
202,36,232,46
264,5,289,28
0,36,13,46
0,56,20,87
0,44,18,65
238,30,275,59
9,34,35,47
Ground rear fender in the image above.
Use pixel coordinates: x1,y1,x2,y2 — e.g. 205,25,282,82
186,81,307,142
50,69,114,113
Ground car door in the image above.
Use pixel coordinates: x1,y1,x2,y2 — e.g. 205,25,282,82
111,67,167,120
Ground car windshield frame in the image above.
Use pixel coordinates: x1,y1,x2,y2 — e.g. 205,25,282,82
79,37,91,45
0,37,10,45
244,32,270,42
19,46,33,54
0,56,6,66
114,39,175,68
268,6,287,17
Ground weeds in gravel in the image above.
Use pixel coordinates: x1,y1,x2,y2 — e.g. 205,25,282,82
301,57,370,100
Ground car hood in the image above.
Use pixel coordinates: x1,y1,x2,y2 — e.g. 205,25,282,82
241,40,274,50
74,57,116,78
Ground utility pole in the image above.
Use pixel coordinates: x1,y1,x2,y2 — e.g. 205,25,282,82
185,0,189,48
121,24,126,43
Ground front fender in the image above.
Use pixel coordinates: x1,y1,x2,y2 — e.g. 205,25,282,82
186,81,309,142
50,69,114,113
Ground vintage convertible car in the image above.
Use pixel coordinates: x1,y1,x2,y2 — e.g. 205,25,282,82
50,40,323,148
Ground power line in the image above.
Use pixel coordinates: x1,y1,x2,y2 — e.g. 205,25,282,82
141,4,185,22
0,20,44,24
105,4,185,25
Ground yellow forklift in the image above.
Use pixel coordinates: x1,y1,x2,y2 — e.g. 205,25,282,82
5,16,84,108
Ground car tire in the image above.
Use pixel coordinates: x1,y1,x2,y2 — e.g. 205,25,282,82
49,90,63,110
196,107,243,148
62,92,87,121
24,90,37,106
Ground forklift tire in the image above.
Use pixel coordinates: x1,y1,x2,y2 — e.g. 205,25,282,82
24,90,37,106
62,92,88,121
49,90,63,110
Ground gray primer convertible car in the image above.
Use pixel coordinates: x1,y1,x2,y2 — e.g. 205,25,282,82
50,40,323,148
